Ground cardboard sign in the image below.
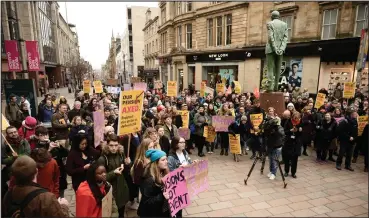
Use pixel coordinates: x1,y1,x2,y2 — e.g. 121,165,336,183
205,126,216,142
229,134,241,154
167,81,178,97
133,82,147,91
211,116,234,132
154,80,163,89
358,115,368,136
93,111,105,148
343,82,355,99
203,126,208,138
102,187,112,217
83,80,91,94
177,110,189,128
117,90,144,135
123,83,131,91
2,114,9,131
93,80,103,93
183,160,209,198
314,93,326,109
216,83,225,94
234,81,241,94
250,113,263,127
162,167,190,217
200,82,206,97
131,77,141,83
178,128,190,140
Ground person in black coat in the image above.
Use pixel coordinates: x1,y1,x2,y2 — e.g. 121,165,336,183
360,124,368,172
300,107,314,156
315,112,337,162
156,125,171,155
283,112,303,178
228,115,249,155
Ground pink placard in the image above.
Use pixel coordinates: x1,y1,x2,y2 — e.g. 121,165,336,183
4,40,21,72
211,116,235,132
133,82,147,91
183,160,209,198
25,41,40,71
93,111,105,148
162,167,190,217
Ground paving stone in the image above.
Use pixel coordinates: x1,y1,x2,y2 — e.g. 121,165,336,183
310,205,333,215
246,209,273,217
326,209,354,217
267,205,294,215
291,209,317,217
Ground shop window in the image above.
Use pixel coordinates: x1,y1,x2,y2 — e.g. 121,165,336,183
321,9,338,39
355,4,368,37
207,19,214,47
216,16,223,46
186,24,192,49
177,26,182,47
225,14,232,45
280,16,293,42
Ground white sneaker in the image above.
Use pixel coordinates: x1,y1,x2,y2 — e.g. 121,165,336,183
127,201,139,210
246,147,250,151
269,174,276,180
267,172,272,178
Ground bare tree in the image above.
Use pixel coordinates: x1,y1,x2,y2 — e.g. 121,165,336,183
69,58,92,89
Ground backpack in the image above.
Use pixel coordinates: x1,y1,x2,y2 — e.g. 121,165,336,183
5,188,48,217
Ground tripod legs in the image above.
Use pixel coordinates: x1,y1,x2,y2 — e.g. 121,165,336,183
244,156,259,185
276,158,288,188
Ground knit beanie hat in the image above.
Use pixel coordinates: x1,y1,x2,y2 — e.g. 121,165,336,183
145,149,166,162
287,103,294,108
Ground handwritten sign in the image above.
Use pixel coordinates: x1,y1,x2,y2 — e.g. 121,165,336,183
177,110,189,128
167,81,178,97
358,115,368,136
205,126,216,142
203,126,208,138
117,90,143,135
154,80,163,89
83,80,91,94
229,134,241,154
183,160,209,198
102,187,112,217
216,83,225,94
343,82,355,99
314,93,326,109
93,80,103,93
250,113,263,127
212,116,234,132
234,81,241,94
93,111,105,148
200,82,206,97
178,128,190,140
162,167,190,217
133,82,147,91
2,114,9,131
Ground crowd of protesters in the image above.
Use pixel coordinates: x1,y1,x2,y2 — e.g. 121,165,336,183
1,81,368,217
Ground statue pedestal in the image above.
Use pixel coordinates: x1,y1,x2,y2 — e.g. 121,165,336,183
260,92,285,116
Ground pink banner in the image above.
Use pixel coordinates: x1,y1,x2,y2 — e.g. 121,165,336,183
25,41,40,71
133,82,147,91
212,116,235,132
162,167,190,217
183,160,209,198
4,40,21,71
93,111,105,148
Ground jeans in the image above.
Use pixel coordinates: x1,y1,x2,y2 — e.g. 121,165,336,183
268,148,282,175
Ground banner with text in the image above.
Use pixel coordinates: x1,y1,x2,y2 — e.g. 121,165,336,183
358,115,368,136
314,93,326,109
212,116,234,132
200,82,206,97
178,110,189,128
5,40,21,71
216,83,225,94
117,90,144,135
343,82,355,99
183,160,209,199
205,126,216,142
83,80,91,94
25,41,40,71
229,134,241,154
167,81,178,97
93,80,103,93
233,81,241,94
133,82,148,91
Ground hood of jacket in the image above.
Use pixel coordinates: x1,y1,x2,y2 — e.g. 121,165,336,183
101,142,124,155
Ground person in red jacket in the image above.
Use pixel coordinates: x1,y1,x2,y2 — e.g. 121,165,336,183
18,116,38,150
76,161,111,217
30,147,60,198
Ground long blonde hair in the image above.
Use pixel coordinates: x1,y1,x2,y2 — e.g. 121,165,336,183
131,138,153,178
144,159,169,186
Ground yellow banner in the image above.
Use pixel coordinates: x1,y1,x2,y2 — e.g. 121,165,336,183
117,90,144,135
250,113,263,127
83,80,91,94
93,80,103,93
2,114,9,131
200,82,206,97
234,81,241,94
178,110,190,128
314,93,326,109
203,126,208,138
343,82,355,99
358,115,368,136
229,134,241,154
205,126,216,143
216,83,225,94
167,81,177,97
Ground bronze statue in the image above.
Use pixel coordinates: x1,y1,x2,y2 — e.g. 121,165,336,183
264,11,289,92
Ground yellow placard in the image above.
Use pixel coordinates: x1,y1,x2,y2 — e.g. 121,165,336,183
314,93,326,109
117,90,144,135
216,83,225,94
229,134,241,154
200,82,206,97
343,82,355,99
83,80,91,94
203,126,208,138
205,126,216,143
178,110,190,128
250,113,263,127
234,81,241,94
2,114,9,131
93,80,103,93
230,108,235,117
358,115,368,136
167,81,177,97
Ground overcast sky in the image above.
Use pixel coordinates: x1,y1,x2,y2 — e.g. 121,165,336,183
58,2,158,70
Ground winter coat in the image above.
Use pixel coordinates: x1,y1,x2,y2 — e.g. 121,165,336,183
37,158,60,198
76,181,107,217
315,119,337,150
2,182,69,217
18,126,37,150
51,112,69,140
301,114,315,145
193,113,209,136
97,144,129,209
337,117,358,145
69,125,90,143
120,134,141,162
167,150,192,172
68,108,86,122
228,121,249,143
41,106,54,123
163,124,179,140
159,136,171,155
264,125,285,151
283,119,303,156
5,103,20,123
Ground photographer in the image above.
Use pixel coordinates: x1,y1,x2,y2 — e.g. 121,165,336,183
263,117,285,180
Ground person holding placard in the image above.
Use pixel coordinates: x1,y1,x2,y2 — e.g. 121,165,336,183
193,105,210,157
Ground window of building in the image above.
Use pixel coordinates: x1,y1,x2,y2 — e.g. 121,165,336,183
185,2,192,12
177,26,182,47
216,16,223,46
207,19,214,46
161,32,167,54
186,24,192,49
355,4,368,37
280,16,293,42
225,14,232,45
322,9,338,39
177,2,182,15
161,7,166,24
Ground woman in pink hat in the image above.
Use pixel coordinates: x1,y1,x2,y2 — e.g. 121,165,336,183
18,116,38,150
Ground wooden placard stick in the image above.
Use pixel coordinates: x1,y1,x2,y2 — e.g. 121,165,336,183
2,133,16,154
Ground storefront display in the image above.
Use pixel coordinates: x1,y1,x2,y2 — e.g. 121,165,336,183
327,68,353,95
202,66,238,90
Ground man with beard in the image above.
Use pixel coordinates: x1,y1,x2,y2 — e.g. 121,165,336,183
246,99,266,159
